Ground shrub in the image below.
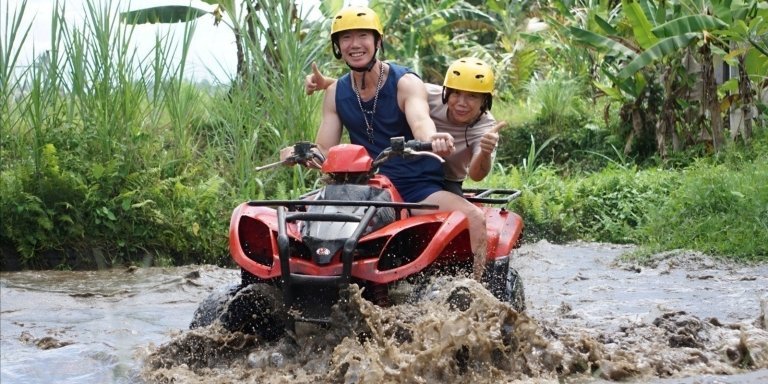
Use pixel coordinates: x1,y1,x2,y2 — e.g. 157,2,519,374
638,158,768,261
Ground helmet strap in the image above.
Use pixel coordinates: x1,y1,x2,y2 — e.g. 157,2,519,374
441,87,451,104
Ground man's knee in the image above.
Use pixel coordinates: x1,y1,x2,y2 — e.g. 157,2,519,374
464,204,485,226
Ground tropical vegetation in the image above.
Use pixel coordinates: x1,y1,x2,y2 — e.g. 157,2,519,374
1,0,766,270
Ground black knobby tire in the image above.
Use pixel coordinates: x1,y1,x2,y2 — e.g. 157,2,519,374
505,266,526,312
483,255,526,312
219,283,287,341
189,269,287,341
189,283,241,329
188,269,264,330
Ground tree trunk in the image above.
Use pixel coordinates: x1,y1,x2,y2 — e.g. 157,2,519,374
736,55,753,144
625,105,643,156
656,65,676,159
699,43,724,152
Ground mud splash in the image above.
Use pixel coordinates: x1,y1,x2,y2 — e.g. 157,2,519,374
139,241,768,383
2,242,767,383
141,279,572,383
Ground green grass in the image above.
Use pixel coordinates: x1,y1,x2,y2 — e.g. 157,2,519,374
637,156,768,261
477,132,768,262
0,0,328,268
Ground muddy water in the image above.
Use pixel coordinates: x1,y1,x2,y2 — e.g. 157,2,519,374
1,241,767,383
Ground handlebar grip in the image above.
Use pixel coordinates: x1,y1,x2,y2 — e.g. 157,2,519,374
406,140,433,152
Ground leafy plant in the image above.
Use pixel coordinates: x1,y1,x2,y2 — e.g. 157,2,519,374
639,155,768,260
580,143,633,170
520,133,558,179
524,71,587,131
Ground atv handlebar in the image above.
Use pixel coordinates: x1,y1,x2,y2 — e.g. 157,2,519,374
258,137,442,172
373,137,444,168
392,137,433,153
255,141,326,172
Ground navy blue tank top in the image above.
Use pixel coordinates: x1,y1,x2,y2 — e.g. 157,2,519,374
336,63,444,202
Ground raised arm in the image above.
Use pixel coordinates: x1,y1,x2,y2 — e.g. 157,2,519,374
313,82,344,157
468,120,506,181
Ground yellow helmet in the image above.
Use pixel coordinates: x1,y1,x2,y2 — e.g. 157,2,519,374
443,57,495,94
331,6,383,36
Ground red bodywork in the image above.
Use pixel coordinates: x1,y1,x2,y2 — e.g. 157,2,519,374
230,144,524,286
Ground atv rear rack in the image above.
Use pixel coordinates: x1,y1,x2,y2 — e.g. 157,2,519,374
462,188,521,204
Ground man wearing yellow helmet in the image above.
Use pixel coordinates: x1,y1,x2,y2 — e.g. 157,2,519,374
284,6,490,282
306,57,506,196
435,57,504,195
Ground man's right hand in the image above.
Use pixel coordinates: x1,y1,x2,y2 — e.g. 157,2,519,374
429,132,455,158
279,146,323,169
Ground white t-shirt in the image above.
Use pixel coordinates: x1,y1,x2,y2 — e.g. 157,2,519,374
426,83,496,182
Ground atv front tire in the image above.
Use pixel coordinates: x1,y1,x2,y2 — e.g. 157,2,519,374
219,283,287,340
189,281,287,341
190,283,240,329
484,255,526,312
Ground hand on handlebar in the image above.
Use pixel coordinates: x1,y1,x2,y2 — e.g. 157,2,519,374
279,144,324,169
429,132,455,158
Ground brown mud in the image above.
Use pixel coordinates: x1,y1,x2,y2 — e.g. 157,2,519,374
1,241,767,383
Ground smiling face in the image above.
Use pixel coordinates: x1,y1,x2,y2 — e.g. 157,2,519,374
446,89,485,125
337,29,378,67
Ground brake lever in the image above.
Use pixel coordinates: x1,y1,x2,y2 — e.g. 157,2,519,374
310,150,326,164
403,148,445,163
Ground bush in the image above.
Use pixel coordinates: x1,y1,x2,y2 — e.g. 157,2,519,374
0,145,88,268
638,157,768,261
482,165,575,243
565,168,679,243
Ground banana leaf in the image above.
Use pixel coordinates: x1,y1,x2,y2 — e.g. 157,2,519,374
622,0,657,50
652,15,728,38
569,26,636,59
120,6,209,25
618,32,698,79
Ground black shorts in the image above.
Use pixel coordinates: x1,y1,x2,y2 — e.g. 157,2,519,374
444,180,464,197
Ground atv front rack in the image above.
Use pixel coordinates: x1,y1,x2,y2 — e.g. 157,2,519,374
245,199,440,324
246,199,439,220
242,191,518,324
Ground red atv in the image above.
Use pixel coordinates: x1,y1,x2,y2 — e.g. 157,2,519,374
191,137,525,340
